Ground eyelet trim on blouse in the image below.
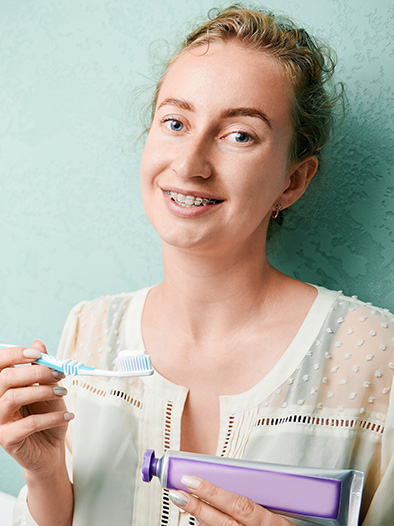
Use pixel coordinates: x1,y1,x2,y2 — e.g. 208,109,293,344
254,413,385,434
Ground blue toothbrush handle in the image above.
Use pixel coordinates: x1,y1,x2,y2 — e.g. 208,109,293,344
36,354,95,375
36,354,66,373
0,346,95,376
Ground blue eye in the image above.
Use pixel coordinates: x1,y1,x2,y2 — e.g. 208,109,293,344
164,119,184,132
228,131,253,143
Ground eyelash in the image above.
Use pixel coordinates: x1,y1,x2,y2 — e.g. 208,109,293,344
161,117,184,132
160,117,258,145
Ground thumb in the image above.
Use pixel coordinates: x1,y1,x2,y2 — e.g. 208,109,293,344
30,339,48,354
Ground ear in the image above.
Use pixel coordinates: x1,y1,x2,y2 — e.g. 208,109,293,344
277,156,319,211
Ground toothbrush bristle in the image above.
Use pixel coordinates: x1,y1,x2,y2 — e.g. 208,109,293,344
115,352,153,372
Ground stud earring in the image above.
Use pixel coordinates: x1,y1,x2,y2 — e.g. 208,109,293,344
271,204,282,219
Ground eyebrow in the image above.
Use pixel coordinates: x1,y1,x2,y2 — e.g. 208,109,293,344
220,107,272,130
157,98,272,129
157,98,194,112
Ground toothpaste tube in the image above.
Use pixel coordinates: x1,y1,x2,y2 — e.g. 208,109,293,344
142,449,364,525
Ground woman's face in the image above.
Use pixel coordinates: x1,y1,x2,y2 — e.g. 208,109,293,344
140,40,298,255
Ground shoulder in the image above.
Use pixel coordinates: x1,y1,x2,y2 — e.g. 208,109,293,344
315,285,394,326
57,287,152,360
66,287,152,322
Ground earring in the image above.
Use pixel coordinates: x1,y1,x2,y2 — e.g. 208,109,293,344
271,204,282,219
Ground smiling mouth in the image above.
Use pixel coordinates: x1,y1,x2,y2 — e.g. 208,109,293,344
165,191,222,208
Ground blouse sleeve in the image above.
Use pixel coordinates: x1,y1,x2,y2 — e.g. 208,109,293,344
362,372,394,525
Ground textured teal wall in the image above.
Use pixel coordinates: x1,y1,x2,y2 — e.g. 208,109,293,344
1,0,393,497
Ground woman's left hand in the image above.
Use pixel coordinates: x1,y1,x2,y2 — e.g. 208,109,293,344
169,475,295,525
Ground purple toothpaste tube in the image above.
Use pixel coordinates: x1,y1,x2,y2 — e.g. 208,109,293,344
142,449,364,526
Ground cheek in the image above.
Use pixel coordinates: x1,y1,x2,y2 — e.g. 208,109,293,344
140,136,160,187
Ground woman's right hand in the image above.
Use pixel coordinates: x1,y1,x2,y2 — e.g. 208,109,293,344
0,339,74,477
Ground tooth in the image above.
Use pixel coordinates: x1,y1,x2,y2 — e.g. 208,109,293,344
194,197,203,206
185,195,195,205
177,193,186,203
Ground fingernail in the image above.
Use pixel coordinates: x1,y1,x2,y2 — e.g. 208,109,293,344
51,369,66,380
53,386,67,396
64,412,75,421
23,348,42,359
181,475,201,490
169,490,188,507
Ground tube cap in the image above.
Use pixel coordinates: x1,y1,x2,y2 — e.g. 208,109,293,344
142,449,157,482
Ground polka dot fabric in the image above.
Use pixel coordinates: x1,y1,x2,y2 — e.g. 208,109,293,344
14,286,394,525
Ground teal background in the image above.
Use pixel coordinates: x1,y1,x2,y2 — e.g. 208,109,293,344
1,0,393,497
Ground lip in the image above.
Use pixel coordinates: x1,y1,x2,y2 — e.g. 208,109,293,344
161,188,224,218
161,186,224,202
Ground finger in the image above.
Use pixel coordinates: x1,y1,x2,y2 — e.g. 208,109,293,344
0,363,65,397
169,489,235,525
175,476,271,526
0,346,42,370
0,385,68,423
29,339,48,355
0,411,74,450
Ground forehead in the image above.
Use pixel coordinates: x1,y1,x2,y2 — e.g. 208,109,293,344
157,40,293,127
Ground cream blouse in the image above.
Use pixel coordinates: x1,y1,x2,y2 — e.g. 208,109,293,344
14,286,394,525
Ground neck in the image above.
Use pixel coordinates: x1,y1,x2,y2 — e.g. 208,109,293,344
155,237,282,341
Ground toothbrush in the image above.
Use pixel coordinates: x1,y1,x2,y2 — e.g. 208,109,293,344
0,344,154,377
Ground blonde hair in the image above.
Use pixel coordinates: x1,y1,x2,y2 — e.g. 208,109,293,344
151,4,344,164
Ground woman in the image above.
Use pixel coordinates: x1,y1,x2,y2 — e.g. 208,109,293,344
2,6,394,525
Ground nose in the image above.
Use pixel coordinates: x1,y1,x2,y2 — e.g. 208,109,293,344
170,135,213,180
